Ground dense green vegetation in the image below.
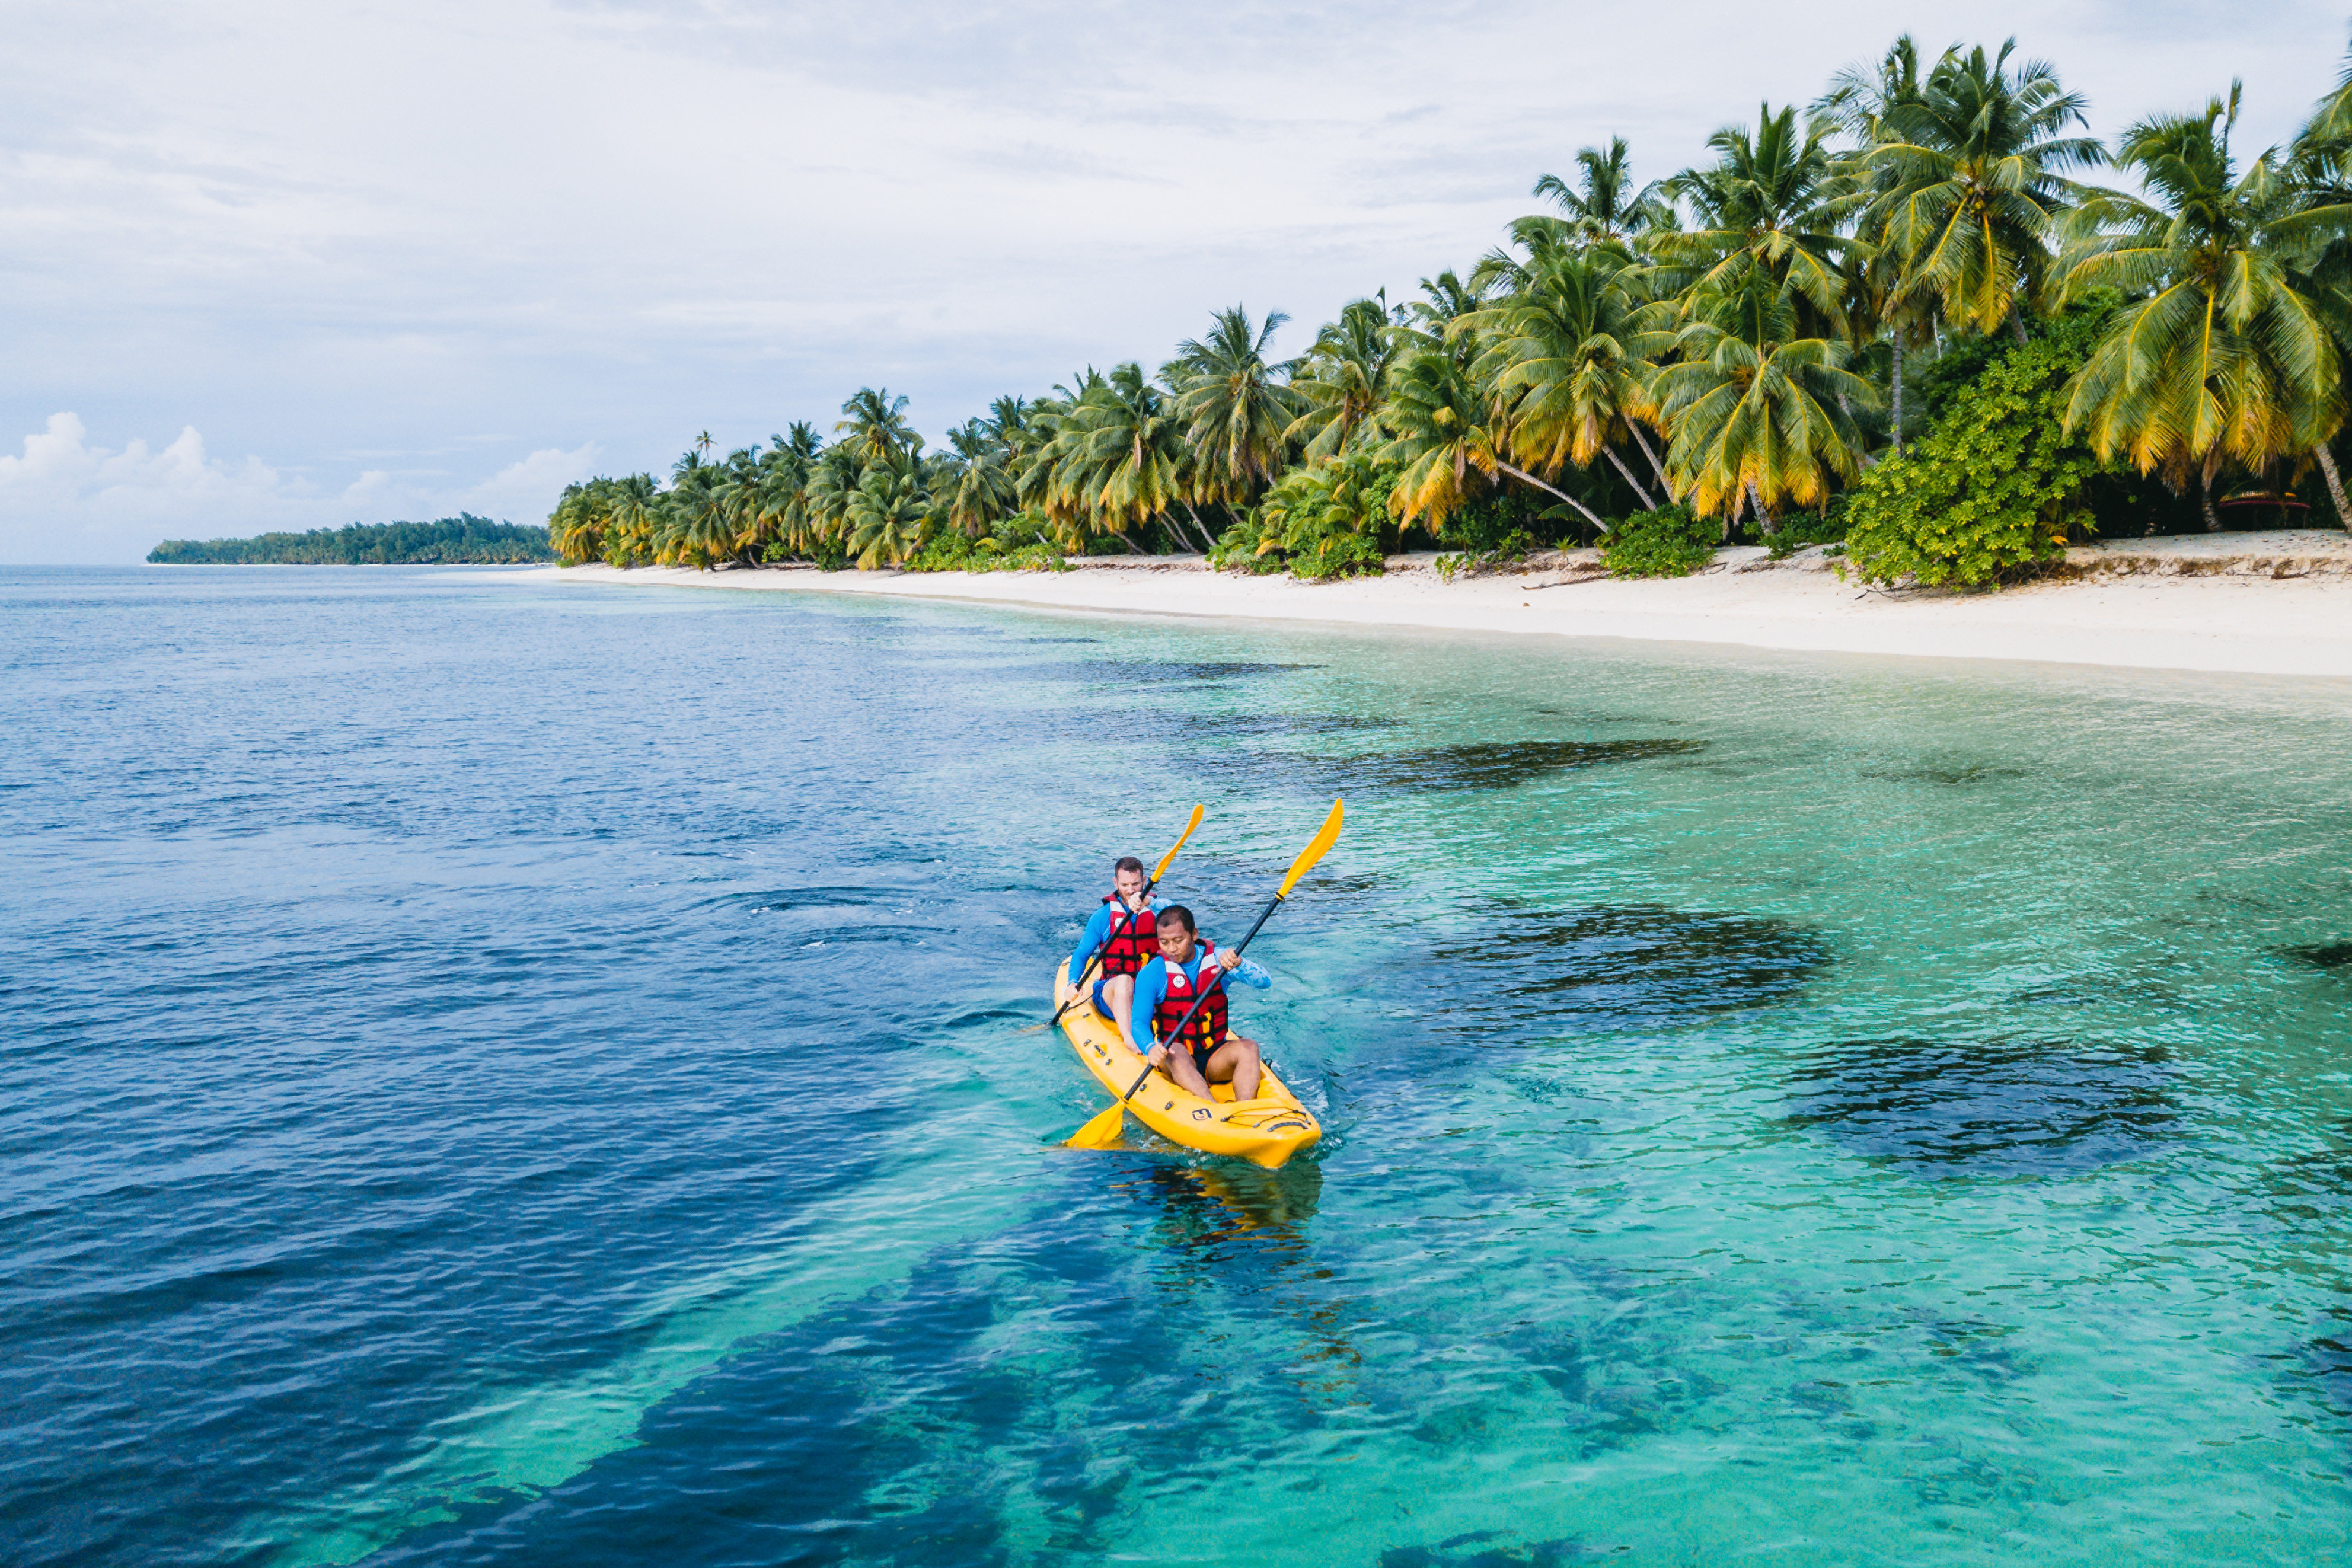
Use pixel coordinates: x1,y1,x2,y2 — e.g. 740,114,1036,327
150,516,551,566
553,31,2352,587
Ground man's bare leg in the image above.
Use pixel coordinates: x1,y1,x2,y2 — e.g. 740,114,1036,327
1204,1036,1262,1101
1162,1045,1214,1099
1102,973,1136,1036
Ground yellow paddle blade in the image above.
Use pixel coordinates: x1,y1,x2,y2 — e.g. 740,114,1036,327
1276,798,1345,898
1064,1102,1128,1149
1151,804,1205,885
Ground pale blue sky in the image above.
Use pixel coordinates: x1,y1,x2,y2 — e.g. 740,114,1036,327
2,0,2343,561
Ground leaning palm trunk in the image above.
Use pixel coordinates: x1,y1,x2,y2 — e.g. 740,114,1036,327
1602,447,1657,509
1178,500,1217,553
1628,422,1670,490
1836,392,1875,469
1747,481,1775,536
2200,454,2221,532
1493,459,1610,534
2313,446,2352,532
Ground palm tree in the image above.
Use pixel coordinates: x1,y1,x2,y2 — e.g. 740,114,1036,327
1047,363,1193,548
986,397,1036,468
1470,242,1676,505
836,388,920,466
1376,345,1610,533
1815,35,1925,147
2060,86,2350,528
656,456,729,565
548,480,603,563
707,447,773,563
2290,39,2352,526
1658,104,1852,336
1531,138,1672,247
602,473,658,564
800,443,866,555
1167,307,1297,504
1818,36,1932,452
1013,371,1099,535
2299,40,2352,155
942,419,1017,536
1399,271,1491,346
738,433,817,558
1654,269,1876,527
1285,299,1400,462
845,453,937,568
1863,40,2105,344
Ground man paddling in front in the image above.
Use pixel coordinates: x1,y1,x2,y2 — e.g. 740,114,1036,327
1124,905,1272,1101
1066,855,1159,1040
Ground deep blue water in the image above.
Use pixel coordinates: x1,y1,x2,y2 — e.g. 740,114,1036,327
7,565,2352,1565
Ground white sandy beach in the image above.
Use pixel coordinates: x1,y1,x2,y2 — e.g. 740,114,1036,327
544,530,2352,678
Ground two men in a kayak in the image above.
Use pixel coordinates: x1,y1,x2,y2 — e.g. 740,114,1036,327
1123,905,1271,1101
1064,861,1272,1098
1066,855,1157,1039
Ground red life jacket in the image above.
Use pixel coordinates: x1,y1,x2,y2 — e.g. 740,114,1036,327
1097,894,1158,976
1152,940,1228,1053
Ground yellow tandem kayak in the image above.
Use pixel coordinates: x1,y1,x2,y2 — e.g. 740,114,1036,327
1054,959,1321,1169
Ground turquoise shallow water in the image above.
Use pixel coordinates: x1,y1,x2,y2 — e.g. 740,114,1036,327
7,565,2352,1565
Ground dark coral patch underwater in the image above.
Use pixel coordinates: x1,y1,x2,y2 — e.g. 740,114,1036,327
1432,905,1832,1025
1343,738,1705,791
1785,1037,2175,1176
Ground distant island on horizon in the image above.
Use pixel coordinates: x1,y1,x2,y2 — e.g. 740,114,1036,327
149,516,553,566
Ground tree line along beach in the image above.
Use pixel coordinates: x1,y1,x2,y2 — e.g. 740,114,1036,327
522,30,2352,608
155,31,2352,678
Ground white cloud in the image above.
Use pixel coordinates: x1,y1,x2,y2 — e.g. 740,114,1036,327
0,413,299,563
465,442,602,518
0,413,581,564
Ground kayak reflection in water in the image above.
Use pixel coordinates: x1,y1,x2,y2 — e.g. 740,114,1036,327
1065,854,1158,1041
1123,904,1272,1101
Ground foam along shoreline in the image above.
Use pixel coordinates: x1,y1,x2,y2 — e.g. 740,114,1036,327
542,529,2352,678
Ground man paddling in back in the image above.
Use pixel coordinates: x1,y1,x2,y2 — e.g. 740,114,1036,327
1124,905,1272,1101
1066,855,1159,1040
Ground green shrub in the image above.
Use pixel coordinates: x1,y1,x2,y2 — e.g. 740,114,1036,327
1211,452,1395,579
1747,505,1847,560
905,531,973,571
982,542,1070,573
1440,487,1562,549
1288,529,1385,580
902,532,1066,573
1433,529,1534,583
1842,303,2118,588
1207,516,1291,573
1602,505,1718,578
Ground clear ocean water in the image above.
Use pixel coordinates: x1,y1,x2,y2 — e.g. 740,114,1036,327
7,564,2352,1566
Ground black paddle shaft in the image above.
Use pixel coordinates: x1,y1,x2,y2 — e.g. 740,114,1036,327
1118,890,1284,1101
1051,874,1166,1029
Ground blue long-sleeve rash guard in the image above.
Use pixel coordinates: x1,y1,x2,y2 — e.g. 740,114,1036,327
1124,944,1271,1054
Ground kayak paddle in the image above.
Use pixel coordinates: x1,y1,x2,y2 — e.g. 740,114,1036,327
1020,804,1204,1036
1066,797,1343,1151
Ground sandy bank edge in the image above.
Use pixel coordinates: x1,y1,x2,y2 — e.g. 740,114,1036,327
539,536,2352,679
